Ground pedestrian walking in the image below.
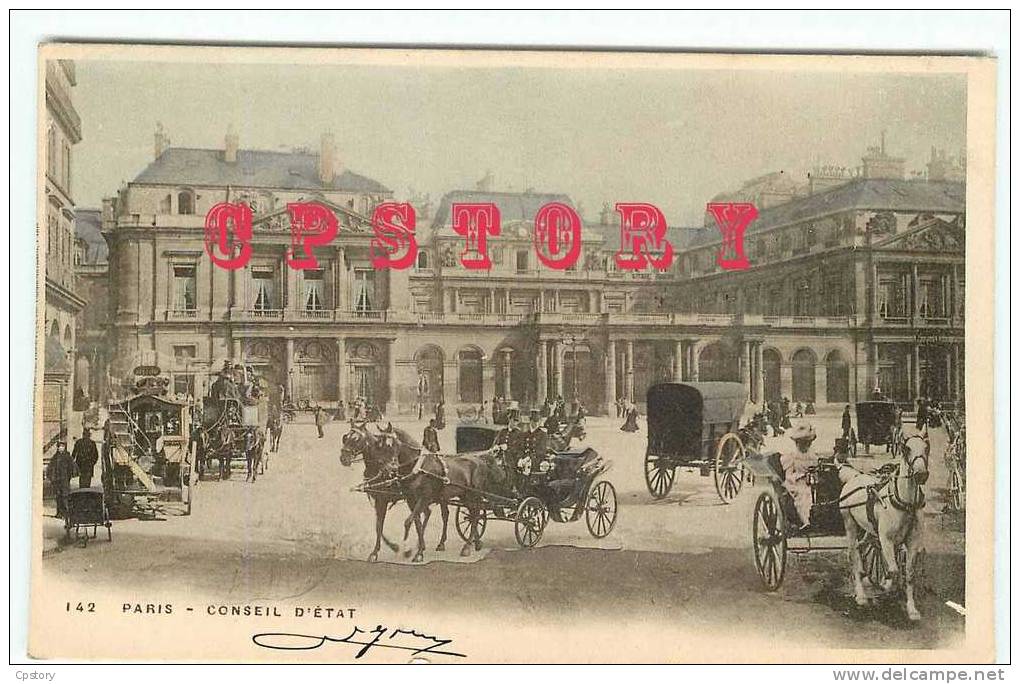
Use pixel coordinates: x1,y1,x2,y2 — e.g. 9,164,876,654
841,405,852,439
314,405,327,439
72,429,99,488
422,419,440,453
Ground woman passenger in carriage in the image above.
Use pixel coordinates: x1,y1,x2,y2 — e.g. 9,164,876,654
781,423,818,530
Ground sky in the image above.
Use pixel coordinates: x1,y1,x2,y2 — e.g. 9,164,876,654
70,59,967,225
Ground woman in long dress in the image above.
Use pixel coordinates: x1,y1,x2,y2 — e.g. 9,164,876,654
620,402,640,432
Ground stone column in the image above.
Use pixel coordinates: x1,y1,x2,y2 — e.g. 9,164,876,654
551,340,563,399
504,289,511,314
232,337,242,362
673,340,684,382
689,342,700,382
913,343,922,399
624,340,634,402
870,342,880,393
604,339,617,414
386,340,398,414
912,264,921,322
740,340,751,394
952,343,961,403
502,349,513,398
755,342,765,404
536,341,548,406
285,338,295,402
944,347,953,401
336,337,346,403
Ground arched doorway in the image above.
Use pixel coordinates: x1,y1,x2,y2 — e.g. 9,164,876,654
699,341,740,382
825,349,850,404
791,349,817,403
763,348,782,404
457,347,483,404
414,345,445,410
349,341,382,406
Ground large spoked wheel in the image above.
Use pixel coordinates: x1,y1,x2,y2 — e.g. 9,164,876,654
752,491,787,591
514,497,548,548
644,453,676,499
585,481,618,539
455,505,487,543
714,433,745,504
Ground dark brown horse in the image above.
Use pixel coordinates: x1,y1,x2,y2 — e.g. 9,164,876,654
377,423,504,562
340,422,455,562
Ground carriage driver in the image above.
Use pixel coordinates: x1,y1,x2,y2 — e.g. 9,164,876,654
781,423,818,530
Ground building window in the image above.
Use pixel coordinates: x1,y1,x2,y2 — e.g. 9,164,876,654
177,189,195,215
172,265,197,310
47,125,57,177
303,269,325,311
516,250,529,273
62,142,72,192
354,268,375,312
251,267,276,311
492,246,503,265
173,374,195,398
825,350,850,403
416,250,430,271
918,277,945,318
878,276,905,319
794,279,812,316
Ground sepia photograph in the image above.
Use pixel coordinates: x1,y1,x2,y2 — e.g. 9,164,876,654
24,38,998,665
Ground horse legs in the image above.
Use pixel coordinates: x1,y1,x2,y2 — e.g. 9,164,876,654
843,512,869,607
903,512,925,621
436,502,449,552
878,529,900,593
414,505,432,563
368,495,389,562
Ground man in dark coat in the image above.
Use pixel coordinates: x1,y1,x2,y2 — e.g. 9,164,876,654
422,419,441,453
916,398,929,430
841,405,852,439
46,440,75,518
314,406,327,439
435,400,446,430
72,429,99,488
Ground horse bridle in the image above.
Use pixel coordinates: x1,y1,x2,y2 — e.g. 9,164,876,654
888,435,929,512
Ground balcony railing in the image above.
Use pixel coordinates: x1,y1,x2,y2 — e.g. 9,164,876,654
164,309,199,321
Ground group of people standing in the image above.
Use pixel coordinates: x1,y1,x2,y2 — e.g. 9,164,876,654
45,428,100,518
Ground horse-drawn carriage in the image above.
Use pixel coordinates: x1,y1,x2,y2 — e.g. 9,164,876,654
850,400,901,457
643,382,749,503
450,423,617,548
103,369,193,517
195,364,269,481
745,431,930,621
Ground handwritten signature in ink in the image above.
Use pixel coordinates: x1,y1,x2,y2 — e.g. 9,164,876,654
252,625,466,660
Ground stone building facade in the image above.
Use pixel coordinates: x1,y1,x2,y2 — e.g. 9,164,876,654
42,59,86,443
96,133,966,416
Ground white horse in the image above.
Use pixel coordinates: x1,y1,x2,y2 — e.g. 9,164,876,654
838,429,930,620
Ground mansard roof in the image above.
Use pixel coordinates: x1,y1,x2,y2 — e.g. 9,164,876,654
689,177,965,248
132,147,391,194
75,208,107,265
431,190,576,231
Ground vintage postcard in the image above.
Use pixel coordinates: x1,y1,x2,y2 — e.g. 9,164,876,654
30,43,997,663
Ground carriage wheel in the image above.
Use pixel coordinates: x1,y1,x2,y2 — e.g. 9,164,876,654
514,497,548,548
644,453,676,499
455,506,487,543
585,481,618,539
752,491,787,591
714,433,745,504
947,466,964,512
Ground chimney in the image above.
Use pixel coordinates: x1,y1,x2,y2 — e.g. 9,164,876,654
475,170,494,192
861,135,905,180
224,125,238,163
154,122,170,160
319,132,336,185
